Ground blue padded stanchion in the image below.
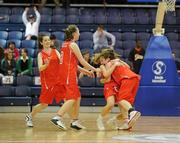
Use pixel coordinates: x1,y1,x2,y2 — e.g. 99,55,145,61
135,36,180,115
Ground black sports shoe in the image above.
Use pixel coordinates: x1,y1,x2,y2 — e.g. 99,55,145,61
51,117,67,130
70,120,86,130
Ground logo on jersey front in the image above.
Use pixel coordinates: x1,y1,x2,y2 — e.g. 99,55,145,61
152,60,166,83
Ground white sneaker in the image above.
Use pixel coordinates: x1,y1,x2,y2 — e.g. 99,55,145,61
106,116,118,130
71,120,86,130
128,111,141,128
51,116,67,130
117,120,130,130
25,114,33,127
96,117,105,131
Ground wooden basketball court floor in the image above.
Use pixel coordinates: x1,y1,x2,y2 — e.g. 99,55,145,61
0,113,180,143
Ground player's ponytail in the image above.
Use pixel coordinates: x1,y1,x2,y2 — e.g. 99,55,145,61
64,25,78,41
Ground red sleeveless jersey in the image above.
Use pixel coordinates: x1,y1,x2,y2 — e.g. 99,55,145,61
40,49,60,89
112,66,139,84
58,41,78,85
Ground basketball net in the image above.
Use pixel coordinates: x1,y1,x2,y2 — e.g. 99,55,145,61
153,0,176,36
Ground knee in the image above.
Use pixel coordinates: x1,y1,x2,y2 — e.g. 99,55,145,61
41,103,48,108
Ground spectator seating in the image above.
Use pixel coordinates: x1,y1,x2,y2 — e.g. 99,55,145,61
1,6,180,109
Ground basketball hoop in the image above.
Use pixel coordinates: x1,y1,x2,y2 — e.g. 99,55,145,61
163,0,176,12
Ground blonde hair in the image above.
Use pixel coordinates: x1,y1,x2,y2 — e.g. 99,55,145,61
93,49,120,65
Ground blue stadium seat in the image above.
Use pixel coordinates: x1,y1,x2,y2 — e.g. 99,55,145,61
39,7,52,15
123,49,132,58
52,15,65,24
53,7,66,15
15,86,31,97
66,8,79,15
95,77,103,87
172,49,180,58
33,58,38,67
135,9,149,17
93,8,107,16
111,32,122,41
141,40,149,49
164,14,176,25
80,8,93,15
114,40,123,49
169,40,180,49
0,39,7,48
39,31,51,36
80,32,93,41
107,8,121,16
34,49,39,57
0,31,8,40
0,14,9,23
0,86,14,97
121,15,136,24
149,16,156,24
107,16,121,24
12,7,24,15
21,40,36,49
32,67,40,76
120,9,135,17
114,48,123,56
66,15,79,24
136,32,151,41
79,15,94,24
136,16,149,24
7,39,21,49
27,48,35,58
94,15,107,24
78,76,95,87
122,40,136,50
8,31,23,40
148,8,157,17
40,15,52,24
16,75,33,86
122,32,136,41
10,15,22,23
79,40,93,49
0,7,11,14
166,32,179,41
51,31,64,41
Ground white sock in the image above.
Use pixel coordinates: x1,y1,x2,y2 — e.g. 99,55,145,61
98,115,103,120
53,115,61,120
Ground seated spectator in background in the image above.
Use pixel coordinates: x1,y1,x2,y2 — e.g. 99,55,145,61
22,6,40,40
16,48,33,76
5,41,19,61
1,50,16,76
93,25,115,53
79,49,92,78
128,40,145,74
0,46,4,74
172,52,180,74
50,34,60,51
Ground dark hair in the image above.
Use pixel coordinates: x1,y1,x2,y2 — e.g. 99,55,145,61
64,25,78,41
50,34,56,40
98,25,104,30
21,48,28,54
93,49,119,65
7,41,15,47
38,34,48,50
28,14,35,19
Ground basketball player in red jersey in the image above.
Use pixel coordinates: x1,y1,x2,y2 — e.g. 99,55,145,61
25,34,64,127
51,25,98,130
95,49,141,130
